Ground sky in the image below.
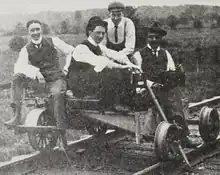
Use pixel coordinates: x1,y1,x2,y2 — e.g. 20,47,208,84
0,0,220,14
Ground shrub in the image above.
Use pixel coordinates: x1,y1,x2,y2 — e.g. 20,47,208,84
8,36,28,52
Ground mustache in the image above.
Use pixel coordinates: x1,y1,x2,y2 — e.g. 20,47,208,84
31,33,40,37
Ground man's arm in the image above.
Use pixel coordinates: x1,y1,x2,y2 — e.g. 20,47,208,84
100,44,130,64
73,44,132,72
14,47,40,79
132,51,142,69
52,37,75,72
165,50,176,71
73,44,111,72
119,19,135,56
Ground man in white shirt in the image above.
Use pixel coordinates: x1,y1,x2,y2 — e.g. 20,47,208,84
4,20,74,149
102,1,135,56
67,16,140,108
132,22,198,148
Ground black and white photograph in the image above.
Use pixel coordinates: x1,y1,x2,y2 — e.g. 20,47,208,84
0,0,220,174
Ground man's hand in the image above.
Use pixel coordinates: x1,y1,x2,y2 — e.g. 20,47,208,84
126,62,142,73
63,69,68,76
151,82,163,92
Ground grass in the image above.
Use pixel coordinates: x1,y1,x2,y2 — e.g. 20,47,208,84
0,29,220,161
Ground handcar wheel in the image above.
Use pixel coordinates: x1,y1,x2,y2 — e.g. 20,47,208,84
86,122,107,136
28,109,58,151
154,121,181,161
199,106,220,143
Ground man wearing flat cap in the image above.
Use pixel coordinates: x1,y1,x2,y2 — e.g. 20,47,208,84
102,1,135,57
67,16,140,108
132,22,198,148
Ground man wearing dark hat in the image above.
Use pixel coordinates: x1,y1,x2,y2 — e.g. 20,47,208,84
67,16,140,103
102,1,135,56
4,19,74,149
132,22,198,148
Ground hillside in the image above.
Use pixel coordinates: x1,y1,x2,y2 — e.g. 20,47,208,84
1,5,220,31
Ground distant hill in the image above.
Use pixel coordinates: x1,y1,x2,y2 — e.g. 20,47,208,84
1,5,220,31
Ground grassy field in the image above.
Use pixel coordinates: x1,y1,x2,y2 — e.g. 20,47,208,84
0,29,220,161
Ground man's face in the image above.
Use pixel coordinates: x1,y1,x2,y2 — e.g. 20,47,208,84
148,33,162,49
90,26,106,44
28,23,42,41
110,9,123,25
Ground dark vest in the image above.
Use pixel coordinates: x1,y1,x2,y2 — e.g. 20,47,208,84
106,21,127,53
140,47,168,84
26,37,64,82
106,39,125,52
67,40,103,97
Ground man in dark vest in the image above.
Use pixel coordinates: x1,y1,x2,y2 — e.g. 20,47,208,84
102,1,135,57
4,20,75,149
67,16,140,109
132,22,198,148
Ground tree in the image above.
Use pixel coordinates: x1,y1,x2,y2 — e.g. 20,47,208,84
9,36,28,52
124,6,136,18
166,15,178,30
59,20,69,34
41,22,50,34
193,19,203,31
178,14,189,25
73,10,83,34
13,22,26,35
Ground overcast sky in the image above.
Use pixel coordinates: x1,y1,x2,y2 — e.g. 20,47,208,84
1,0,219,14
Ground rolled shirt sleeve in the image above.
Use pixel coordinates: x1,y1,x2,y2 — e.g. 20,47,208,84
132,51,143,69
14,47,39,79
165,50,176,71
52,37,75,71
99,44,130,64
72,44,110,72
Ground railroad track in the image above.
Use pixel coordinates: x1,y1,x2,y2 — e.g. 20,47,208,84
133,136,220,175
1,96,220,175
0,129,129,175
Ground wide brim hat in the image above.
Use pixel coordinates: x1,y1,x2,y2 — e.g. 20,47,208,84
144,21,167,37
108,1,125,11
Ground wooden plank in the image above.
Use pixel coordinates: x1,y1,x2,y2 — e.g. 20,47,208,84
82,110,151,134
188,96,220,109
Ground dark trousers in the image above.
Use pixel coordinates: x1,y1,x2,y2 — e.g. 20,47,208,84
11,73,67,129
134,86,190,137
152,86,190,136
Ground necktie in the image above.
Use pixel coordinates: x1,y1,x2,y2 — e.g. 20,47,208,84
95,45,102,55
114,25,118,43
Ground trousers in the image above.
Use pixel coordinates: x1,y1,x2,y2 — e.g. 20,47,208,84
134,86,190,137
11,73,67,129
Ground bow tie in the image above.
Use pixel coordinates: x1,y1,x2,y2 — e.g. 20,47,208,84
33,43,42,48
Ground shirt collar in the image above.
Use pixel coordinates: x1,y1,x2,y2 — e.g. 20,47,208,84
109,17,124,27
88,36,98,46
147,44,160,52
31,36,42,45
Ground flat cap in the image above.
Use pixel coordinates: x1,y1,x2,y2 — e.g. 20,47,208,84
108,1,125,11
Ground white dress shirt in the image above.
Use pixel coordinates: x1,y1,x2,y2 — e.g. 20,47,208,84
132,44,176,87
102,17,135,56
72,36,130,72
14,37,75,79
